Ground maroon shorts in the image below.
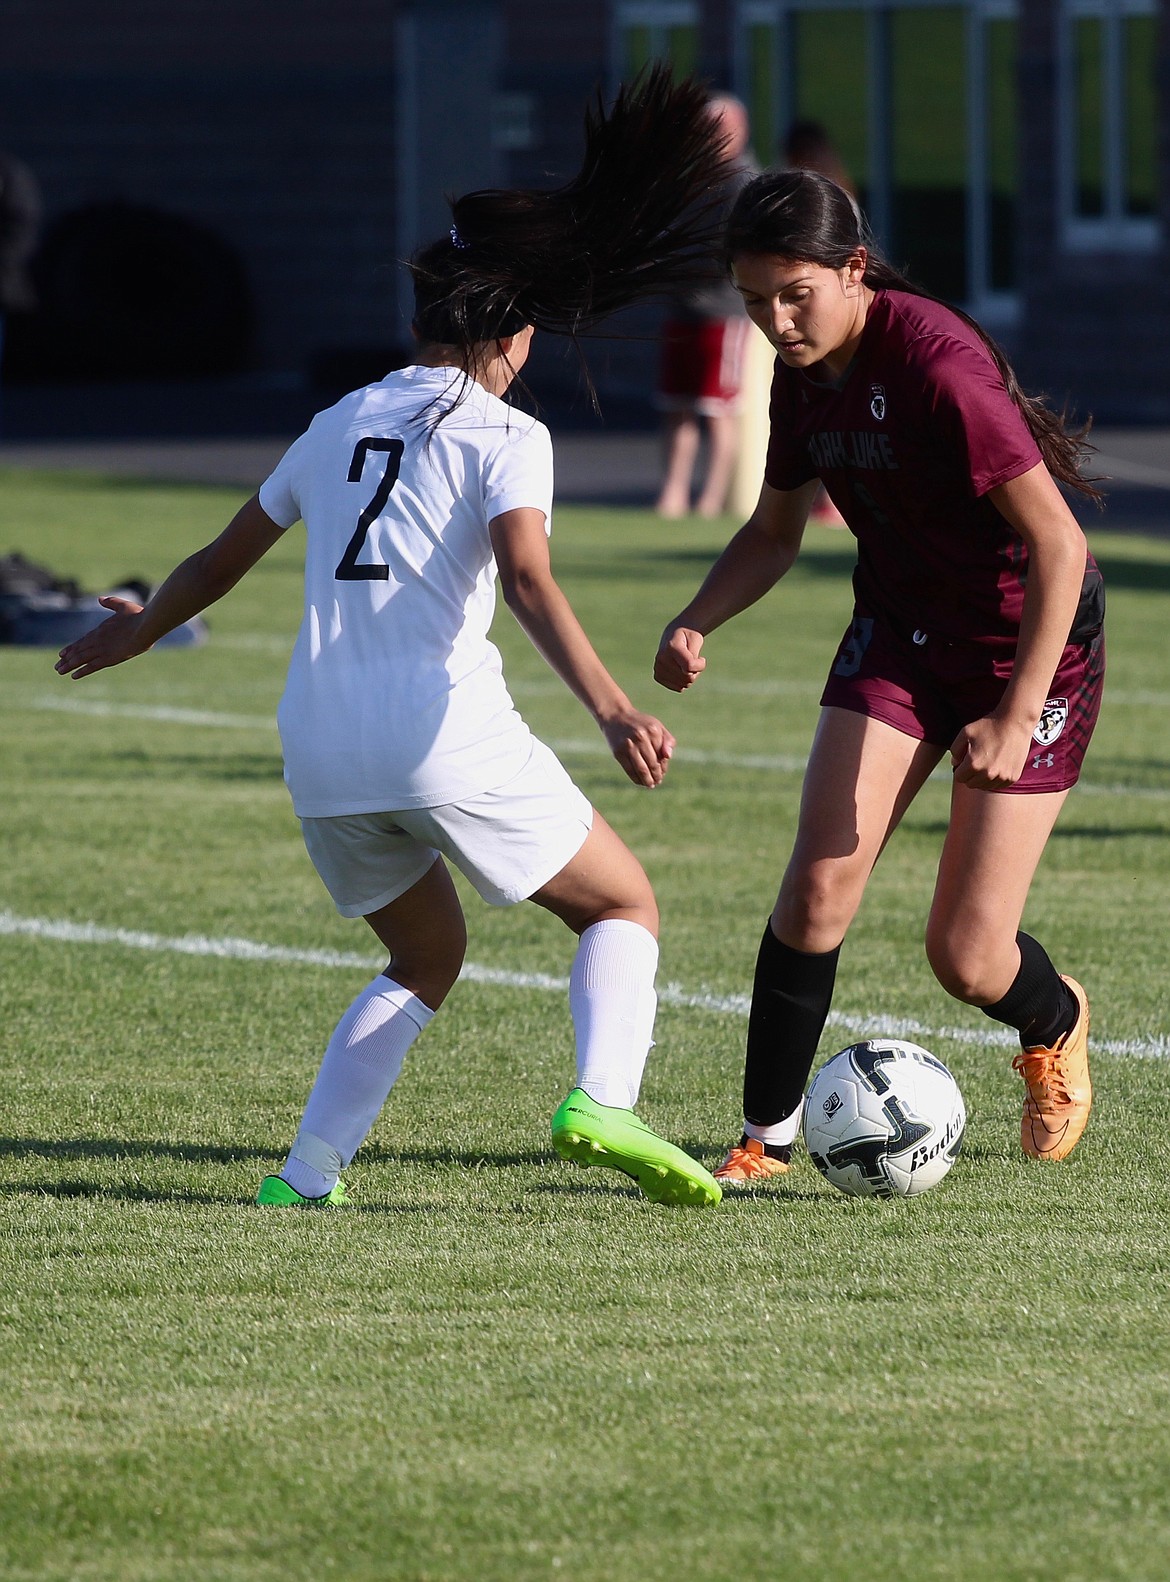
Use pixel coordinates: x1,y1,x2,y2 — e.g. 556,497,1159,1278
657,317,749,415
820,614,1105,793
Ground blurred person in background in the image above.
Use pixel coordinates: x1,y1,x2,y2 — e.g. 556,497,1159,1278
782,118,856,198
654,93,758,519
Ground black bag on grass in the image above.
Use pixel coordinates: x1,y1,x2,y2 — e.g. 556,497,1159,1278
0,553,206,648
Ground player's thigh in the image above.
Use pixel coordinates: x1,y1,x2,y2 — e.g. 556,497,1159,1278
530,812,657,937
929,781,1068,957
300,811,467,995
778,707,942,917
362,856,468,967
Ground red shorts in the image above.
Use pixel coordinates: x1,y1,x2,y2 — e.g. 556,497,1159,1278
820,614,1105,793
657,317,749,416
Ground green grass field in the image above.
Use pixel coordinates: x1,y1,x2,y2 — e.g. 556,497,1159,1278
2,468,1169,1581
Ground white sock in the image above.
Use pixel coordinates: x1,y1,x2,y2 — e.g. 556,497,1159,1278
744,1103,803,1149
569,919,659,1110
280,974,433,1198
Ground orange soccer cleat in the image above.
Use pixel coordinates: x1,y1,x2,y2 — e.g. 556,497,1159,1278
713,1135,791,1187
1012,976,1092,1162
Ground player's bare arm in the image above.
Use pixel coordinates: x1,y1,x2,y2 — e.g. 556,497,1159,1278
654,477,819,692
55,495,285,680
489,507,674,789
950,463,1090,789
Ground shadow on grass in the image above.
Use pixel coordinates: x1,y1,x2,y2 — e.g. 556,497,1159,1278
0,1135,555,1169
0,1173,844,1209
0,1178,438,1214
51,751,285,783
1,1178,254,1207
0,1135,273,1166
1089,553,1170,591
0,1135,538,1210
953,1140,999,1163
553,550,853,588
907,819,1170,841
0,1134,748,1210
528,1178,650,1201
573,546,855,581
1078,756,1170,784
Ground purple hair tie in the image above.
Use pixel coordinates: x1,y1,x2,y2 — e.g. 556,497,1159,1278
450,224,470,250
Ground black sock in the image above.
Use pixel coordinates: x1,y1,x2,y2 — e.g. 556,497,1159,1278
980,931,1077,1048
743,923,840,1127
738,1133,793,1163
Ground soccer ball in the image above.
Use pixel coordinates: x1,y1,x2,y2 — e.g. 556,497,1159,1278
801,1039,966,1198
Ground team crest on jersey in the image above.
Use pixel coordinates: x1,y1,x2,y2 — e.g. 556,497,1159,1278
870,385,887,421
1033,698,1068,746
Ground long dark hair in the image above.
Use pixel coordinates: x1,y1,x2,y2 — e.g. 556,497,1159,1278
408,66,729,404
725,169,1102,502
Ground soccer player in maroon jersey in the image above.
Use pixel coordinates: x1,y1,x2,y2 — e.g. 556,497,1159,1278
655,169,1104,1181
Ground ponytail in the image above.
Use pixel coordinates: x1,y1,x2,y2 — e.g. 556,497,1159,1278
408,65,730,406
725,170,1104,503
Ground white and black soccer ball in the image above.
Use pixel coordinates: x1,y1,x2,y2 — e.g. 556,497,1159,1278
801,1039,966,1198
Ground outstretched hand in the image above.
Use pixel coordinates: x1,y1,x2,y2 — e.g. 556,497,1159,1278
55,595,150,680
600,708,676,788
654,625,706,692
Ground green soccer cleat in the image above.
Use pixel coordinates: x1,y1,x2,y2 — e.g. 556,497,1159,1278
551,1088,722,1206
255,1174,349,1208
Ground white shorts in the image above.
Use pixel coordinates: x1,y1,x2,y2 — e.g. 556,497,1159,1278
300,737,594,917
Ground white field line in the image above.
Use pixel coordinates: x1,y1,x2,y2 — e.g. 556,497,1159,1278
0,907,1167,1061
24,694,275,730
21,682,1170,719
542,736,813,774
10,692,1170,799
10,694,815,773
190,645,825,691
211,634,292,654
508,676,824,699
178,664,1170,709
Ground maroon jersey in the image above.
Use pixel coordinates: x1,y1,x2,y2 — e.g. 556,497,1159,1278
764,289,1102,649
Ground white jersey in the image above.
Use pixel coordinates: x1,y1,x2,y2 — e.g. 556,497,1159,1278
258,365,554,816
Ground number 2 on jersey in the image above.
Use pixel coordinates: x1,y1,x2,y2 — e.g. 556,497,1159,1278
335,437,405,581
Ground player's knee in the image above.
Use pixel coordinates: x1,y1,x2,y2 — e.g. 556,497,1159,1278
619,873,658,934
535,835,658,936
774,868,856,951
924,927,990,1005
391,931,466,1009
576,887,658,938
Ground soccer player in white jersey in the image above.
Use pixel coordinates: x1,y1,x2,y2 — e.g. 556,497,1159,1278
56,69,729,1208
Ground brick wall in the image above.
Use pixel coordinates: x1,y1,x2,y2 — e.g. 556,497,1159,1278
1,1,401,375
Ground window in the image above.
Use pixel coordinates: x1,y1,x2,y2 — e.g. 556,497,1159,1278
614,2,700,83
735,1,1020,314
790,8,870,188
891,6,969,303
982,7,1019,292
1061,0,1159,248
